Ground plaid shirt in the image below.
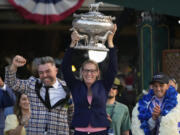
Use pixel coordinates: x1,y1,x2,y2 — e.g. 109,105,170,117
5,66,74,135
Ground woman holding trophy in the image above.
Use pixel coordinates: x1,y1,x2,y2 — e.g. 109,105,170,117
62,24,117,135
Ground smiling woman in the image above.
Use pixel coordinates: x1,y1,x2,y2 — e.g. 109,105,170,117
62,24,118,135
80,60,100,85
4,92,31,135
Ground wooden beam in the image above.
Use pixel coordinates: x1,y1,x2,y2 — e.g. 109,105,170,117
0,24,72,30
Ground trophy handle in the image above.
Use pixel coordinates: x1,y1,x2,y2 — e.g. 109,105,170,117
70,27,89,46
94,31,113,45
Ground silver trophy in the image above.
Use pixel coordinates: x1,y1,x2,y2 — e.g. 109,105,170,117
70,2,116,51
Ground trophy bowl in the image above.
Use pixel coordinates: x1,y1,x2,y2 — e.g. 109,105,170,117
71,2,116,51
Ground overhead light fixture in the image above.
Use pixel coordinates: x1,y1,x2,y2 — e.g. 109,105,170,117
88,43,107,63
178,20,180,24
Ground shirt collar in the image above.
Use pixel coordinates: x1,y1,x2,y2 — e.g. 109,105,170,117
154,95,165,102
52,79,59,89
0,84,6,90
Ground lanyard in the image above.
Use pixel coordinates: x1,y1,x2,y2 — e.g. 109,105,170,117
110,102,116,118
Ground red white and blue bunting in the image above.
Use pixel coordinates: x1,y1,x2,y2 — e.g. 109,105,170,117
8,0,84,25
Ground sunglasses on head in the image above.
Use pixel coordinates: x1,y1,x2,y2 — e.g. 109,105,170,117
112,87,118,90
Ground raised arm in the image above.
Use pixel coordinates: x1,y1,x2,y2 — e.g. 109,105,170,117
0,79,15,108
5,86,16,103
62,31,80,88
103,24,118,92
5,55,30,92
0,88,15,108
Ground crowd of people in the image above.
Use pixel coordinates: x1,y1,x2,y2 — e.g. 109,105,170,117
0,24,179,135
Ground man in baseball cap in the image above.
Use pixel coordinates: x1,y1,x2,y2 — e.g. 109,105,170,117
132,72,180,135
147,72,170,134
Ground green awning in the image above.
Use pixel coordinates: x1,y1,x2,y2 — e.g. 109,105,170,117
97,0,180,17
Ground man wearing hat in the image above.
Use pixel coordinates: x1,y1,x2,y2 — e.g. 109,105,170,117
106,77,131,135
131,72,180,135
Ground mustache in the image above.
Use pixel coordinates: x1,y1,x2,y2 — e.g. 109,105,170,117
42,77,53,82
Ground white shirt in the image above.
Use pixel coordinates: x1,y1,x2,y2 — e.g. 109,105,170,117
40,79,66,107
0,84,7,91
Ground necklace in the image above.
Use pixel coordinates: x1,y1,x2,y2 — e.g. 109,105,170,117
138,86,178,135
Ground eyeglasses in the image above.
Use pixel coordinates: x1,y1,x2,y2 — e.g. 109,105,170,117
83,69,97,74
111,87,118,90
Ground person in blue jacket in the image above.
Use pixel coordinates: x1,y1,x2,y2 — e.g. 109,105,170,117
62,25,118,135
0,68,16,135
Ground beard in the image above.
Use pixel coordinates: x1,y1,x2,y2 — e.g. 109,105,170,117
41,77,54,86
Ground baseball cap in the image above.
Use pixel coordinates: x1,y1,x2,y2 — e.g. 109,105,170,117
151,72,169,84
112,77,120,89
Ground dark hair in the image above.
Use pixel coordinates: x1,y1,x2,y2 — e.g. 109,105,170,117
37,56,56,66
14,92,27,122
0,67,5,81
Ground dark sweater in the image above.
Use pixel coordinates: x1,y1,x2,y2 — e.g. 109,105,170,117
62,48,117,127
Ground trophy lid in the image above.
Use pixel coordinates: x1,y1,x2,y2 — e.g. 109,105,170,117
73,2,115,22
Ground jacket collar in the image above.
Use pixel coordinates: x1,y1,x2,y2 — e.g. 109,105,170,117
35,79,69,111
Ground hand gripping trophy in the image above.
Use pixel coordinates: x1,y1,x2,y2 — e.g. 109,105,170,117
70,2,116,51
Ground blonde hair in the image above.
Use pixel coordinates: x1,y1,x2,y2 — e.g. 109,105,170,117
80,60,100,80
